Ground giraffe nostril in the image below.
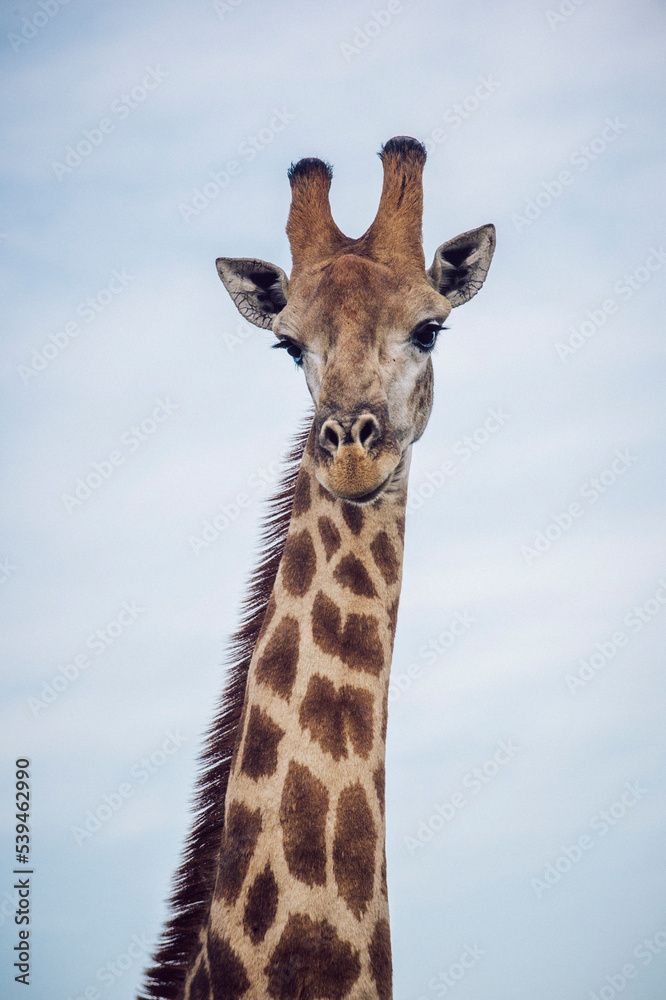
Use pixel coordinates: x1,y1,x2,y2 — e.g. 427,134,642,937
319,418,344,456
324,425,339,450
358,420,374,447
320,415,380,457
352,414,380,453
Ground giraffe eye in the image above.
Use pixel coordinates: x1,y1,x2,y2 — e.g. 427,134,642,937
273,337,304,366
411,322,444,353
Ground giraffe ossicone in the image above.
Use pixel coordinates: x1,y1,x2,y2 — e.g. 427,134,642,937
139,136,495,1000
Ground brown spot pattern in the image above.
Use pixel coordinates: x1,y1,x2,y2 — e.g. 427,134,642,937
370,531,399,585
281,528,316,597
240,706,285,781
299,674,373,761
292,470,311,517
280,761,328,886
318,481,336,504
188,960,210,1000
369,919,392,1000
207,931,250,1000
311,590,384,675
318,515,341,562
265,914,360,1000
243,863,278,944
387,597,399,639
333,552,377,598
256,615,300,701
341,502,364,535
333,783,377,919
395,513,405,543
373,761,385,817
214,801,262,905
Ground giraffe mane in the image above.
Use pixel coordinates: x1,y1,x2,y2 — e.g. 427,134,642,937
137,415,313,1000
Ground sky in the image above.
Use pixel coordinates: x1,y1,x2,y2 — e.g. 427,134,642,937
1,1,665,998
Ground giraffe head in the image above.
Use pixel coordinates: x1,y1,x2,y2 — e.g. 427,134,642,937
217,137,495,504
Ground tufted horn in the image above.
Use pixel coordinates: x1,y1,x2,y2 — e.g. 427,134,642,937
286,158,349,273
285,137,427,273
357,136,427,268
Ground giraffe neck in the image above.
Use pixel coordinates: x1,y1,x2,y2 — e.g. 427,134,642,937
184,424,406,1000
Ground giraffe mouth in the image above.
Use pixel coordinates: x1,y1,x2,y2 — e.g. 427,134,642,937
341,473,394,505
316,456,407,506
325,481,387,507
348,451,410,504
313,465,394,505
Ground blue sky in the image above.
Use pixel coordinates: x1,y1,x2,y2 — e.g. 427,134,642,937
1,1,665,998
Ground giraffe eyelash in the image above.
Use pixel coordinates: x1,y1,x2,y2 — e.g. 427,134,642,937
272,338,304,366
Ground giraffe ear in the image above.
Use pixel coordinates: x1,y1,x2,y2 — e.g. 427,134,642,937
216,257,289,330
427,224,495,308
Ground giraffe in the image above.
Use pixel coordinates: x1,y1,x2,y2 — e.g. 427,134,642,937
139,136,494,1000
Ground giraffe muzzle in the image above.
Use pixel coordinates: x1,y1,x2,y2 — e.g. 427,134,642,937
315,412,401,502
